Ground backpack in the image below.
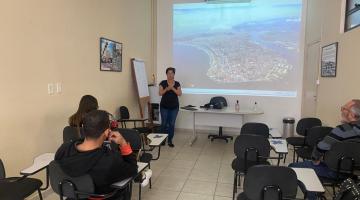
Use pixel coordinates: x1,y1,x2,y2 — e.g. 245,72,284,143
335,178,360,200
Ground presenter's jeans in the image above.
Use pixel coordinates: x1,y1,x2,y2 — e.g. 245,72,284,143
288,160,336,200
160,106,179,144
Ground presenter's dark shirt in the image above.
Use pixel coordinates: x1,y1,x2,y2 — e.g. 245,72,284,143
159,80,180,109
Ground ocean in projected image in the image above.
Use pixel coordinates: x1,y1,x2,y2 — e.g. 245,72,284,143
173,0,302,97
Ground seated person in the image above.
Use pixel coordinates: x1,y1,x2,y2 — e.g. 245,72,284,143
55,110,138,198
289,99,360,199
69,95,99,136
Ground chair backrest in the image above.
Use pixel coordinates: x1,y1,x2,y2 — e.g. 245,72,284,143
210,96,227,107
306,126,333,147
296,117,322,136
119,106,130,120
243,165,298,200
63,126,81,143
117,128,143,161
0,159,5,179
116,128,142,151
324,142,360,174
241,123,270,138
234,134,270,161
49,161,95,199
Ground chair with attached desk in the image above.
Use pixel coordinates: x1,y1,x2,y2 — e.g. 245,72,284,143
118,106,154,149
232,134,272,200
321,141,360,196
49,161,131,200
240,122,270,138
237,165,298,200
0,158,43,200
63,126,81,143
207,96,233,143
286,117,322,163
118,106,152,135
118,128,153,192
295,126,332,162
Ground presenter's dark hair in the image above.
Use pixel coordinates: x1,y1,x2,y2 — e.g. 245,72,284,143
82,110,110,139
166,67,176,74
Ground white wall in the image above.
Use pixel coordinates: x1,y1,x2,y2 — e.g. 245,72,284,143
313,0,360,126
155,0,306,134
0,0,153,177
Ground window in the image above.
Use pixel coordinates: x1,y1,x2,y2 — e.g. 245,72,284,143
345,0,360,31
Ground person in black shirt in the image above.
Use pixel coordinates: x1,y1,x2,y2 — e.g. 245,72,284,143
159,67,182,147
55,110,138,198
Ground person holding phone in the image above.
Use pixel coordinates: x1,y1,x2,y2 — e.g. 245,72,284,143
55,110,137,198
159,67,182,147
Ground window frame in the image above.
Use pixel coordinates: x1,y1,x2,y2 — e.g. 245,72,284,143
345,0,360,32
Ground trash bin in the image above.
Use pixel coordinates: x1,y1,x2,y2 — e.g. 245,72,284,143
151,103,160,122
283,117,295,138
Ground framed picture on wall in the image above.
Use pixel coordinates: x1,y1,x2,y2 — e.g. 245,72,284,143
321,42,338,77
100,37,122,72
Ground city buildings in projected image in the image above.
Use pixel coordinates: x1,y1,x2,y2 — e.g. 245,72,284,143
173,0,302,94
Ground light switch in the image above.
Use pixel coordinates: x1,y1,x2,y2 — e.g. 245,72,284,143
56,82,62,93
48,83,54,95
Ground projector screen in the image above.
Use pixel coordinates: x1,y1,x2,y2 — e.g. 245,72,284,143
173,0,302,97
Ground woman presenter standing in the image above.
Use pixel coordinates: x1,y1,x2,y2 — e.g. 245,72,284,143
159,67,182,147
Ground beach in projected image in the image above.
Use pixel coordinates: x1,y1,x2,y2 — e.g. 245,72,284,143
173,0,302,97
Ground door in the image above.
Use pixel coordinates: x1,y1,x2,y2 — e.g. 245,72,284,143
302,42,320,117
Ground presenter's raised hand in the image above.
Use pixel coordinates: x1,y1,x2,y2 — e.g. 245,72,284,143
169,82,176,91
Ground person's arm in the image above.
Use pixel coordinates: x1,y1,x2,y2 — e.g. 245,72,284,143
171,82,182,96
171,86,182,96
311,134,333,162
108,132,138,180
106,150,138,184
159,85,169,96
311,126,343,162
116,147,138,175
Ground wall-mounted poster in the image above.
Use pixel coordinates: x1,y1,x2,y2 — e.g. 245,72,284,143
100,37,122,72
321,42,338,77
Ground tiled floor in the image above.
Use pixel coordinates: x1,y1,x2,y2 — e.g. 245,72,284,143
37,132,333,200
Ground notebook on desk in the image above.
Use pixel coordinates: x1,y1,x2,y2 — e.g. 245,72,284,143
271,140,283,145
181,106,198,111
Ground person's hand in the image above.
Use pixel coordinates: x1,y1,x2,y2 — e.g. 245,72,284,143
312,160,321,165
170,86,176,92
109,131,128,146
165,86,171,91
169,83,176,91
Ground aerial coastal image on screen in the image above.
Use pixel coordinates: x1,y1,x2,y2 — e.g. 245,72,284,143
173,0,302,90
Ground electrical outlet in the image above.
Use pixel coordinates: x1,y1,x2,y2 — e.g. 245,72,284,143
48,83,54,95
56,82,62,93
